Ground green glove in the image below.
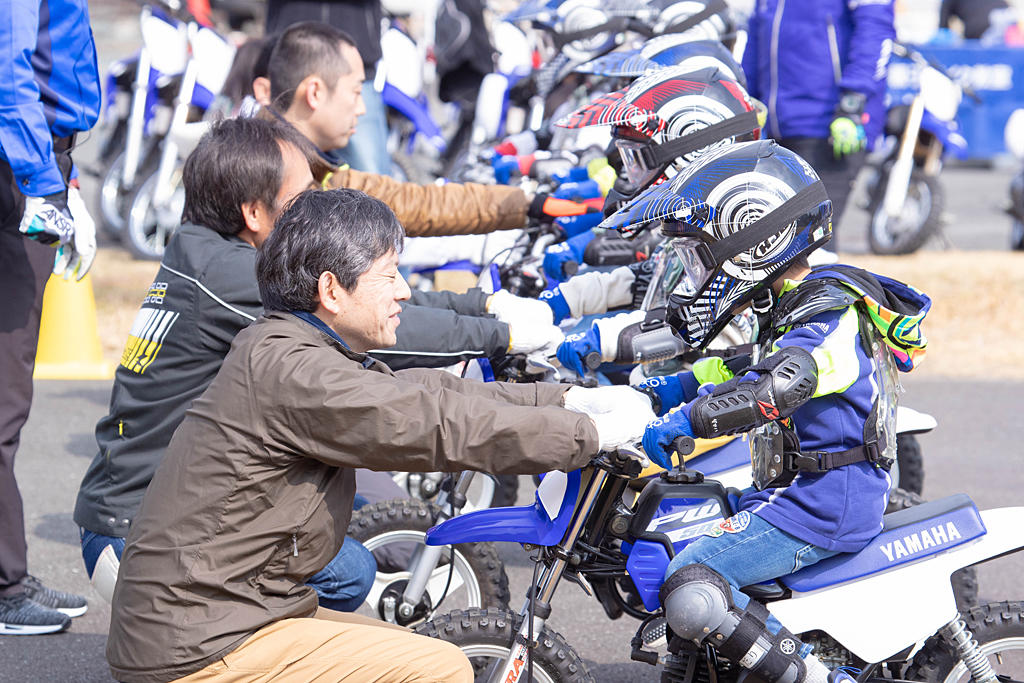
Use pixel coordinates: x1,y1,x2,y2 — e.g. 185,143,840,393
829,91,868,159
828,115,867,159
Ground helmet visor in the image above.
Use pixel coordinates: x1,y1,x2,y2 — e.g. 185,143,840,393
615,138,662,189
666,235,718,303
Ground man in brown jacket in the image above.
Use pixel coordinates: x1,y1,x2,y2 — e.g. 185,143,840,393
263,21,593,237
106,188,655,682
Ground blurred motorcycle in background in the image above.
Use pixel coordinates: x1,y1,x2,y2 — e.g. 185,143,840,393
862,43,976,255
1005,108,1024,251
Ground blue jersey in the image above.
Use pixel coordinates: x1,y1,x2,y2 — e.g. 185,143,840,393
741,0,895,146
738,290,892,553
0,0,101,196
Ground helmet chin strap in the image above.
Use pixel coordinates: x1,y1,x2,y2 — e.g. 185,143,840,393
751,288,774,313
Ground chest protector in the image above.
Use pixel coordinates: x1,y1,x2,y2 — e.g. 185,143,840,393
749,279,901,491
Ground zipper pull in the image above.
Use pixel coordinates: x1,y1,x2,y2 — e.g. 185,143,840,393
292,533,298,557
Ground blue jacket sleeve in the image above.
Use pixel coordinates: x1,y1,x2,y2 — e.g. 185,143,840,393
839,0,895,99
741,10,761,101
0,0,65,196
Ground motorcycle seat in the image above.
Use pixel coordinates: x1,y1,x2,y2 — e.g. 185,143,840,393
778,494,985,593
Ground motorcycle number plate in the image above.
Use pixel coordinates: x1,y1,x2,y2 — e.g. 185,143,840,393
536,470,568,520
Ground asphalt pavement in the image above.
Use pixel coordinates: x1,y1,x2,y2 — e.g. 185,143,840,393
3,375,1023,682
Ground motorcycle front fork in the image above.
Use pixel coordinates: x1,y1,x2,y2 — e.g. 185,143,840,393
489,468,611,683
389,470,476,624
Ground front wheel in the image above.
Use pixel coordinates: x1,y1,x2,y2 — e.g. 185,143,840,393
1012,220,1024,251
867,167,943,255
347,500,510,626
416,607,595,683
125,169,183,260
905,601,1024,681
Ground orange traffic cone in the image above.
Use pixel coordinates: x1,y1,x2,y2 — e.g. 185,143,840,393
33,272,113,380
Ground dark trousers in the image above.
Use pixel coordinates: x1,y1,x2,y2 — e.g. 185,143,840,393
0,139,73,597
778,137,867,248
0,161,53,596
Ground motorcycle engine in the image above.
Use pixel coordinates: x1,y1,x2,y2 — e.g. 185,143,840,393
801,631,854,670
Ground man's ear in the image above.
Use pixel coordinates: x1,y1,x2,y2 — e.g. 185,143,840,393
240,199,267,239
318,271,342,314
300,75,325,112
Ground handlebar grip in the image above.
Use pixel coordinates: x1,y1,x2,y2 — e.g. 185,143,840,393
562,260,579,277
671,436,695,457
584,351,602,371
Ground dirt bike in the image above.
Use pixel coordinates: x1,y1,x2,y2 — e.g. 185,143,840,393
416,444,1012,683
862,43,976,255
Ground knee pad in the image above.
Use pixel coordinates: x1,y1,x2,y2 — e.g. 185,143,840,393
659,564,733,643
660,564,809,683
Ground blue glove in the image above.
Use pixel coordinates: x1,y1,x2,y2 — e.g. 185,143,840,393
555,210,604,238
552,166,590,185
542,229,596,282
642,405,695,471
556,326,600,376
635,375,685,417
553,178,601,202
538,285,571,323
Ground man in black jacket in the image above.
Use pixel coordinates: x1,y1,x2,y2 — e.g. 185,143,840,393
74,118,386,608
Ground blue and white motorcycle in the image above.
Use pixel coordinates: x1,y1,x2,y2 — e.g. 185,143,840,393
863,43,974,255
416,442,1022,682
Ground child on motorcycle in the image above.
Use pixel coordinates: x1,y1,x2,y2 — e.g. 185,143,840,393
603,140,930,683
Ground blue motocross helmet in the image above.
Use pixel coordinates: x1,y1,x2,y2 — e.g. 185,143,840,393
576,37,746,89
602,140,833,348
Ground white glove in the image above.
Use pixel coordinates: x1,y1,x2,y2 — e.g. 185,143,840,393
557,267,636,319
508,322,564,355
59,185,98,280
563,385,656,450
488,290,554,327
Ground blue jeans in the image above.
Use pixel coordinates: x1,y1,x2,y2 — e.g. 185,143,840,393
664,510,838,656
335,83,391,176
80,529,376,613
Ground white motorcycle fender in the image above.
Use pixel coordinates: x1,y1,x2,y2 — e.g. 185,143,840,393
895,405,937,435
767,506,1024,664
90,544,121,604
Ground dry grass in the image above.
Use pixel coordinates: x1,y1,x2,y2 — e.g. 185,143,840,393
91,248,161,363
844,251,1024,379
87,247,1024,379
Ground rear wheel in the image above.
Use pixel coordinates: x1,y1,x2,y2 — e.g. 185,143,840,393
867,167,943,255
416,607,595,682
885,488,978,610
894,434,925,495
905,601,1024,681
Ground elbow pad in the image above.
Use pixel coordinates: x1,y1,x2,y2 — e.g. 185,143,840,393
688,346,818,439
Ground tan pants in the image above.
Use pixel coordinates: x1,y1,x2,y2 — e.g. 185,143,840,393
175,608,472,682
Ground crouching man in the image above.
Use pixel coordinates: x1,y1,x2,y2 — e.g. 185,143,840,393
106,188,655,682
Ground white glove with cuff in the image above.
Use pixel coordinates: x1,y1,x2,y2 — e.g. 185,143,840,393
563,385,656,450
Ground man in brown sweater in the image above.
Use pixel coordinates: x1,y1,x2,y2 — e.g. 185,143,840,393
106,188,655,682
261,21,594,237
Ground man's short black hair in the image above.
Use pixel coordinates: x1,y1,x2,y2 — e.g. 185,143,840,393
256,189,404,312
268,21,356,110
181,117,309,236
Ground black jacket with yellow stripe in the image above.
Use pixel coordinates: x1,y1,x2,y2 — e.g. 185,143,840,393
74,224,510,538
